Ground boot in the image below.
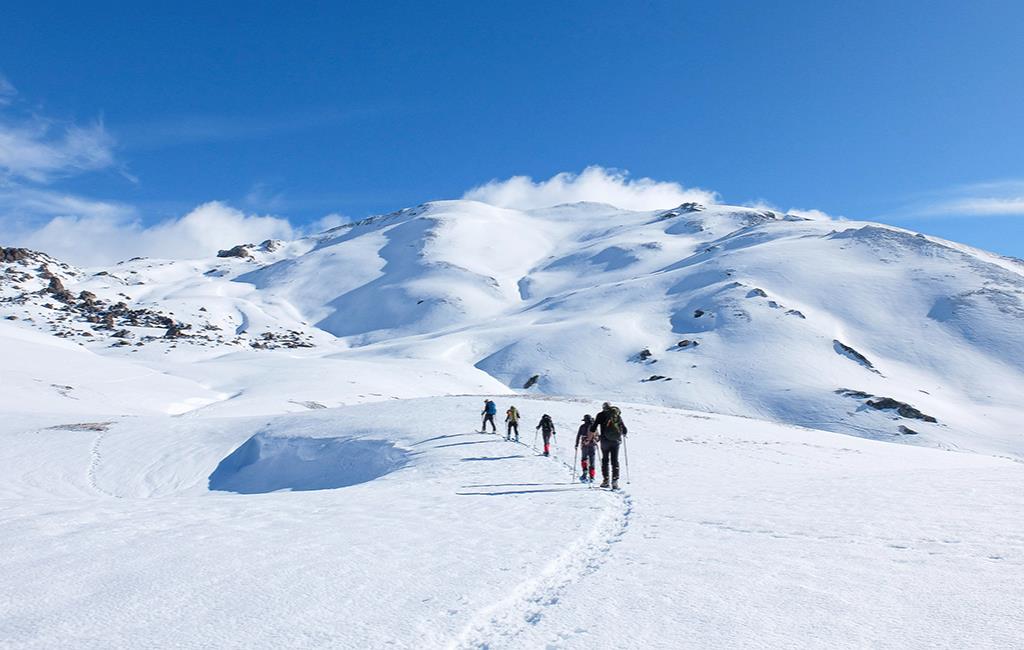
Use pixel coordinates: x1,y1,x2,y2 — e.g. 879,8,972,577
600,477,610,488
612,479,619,490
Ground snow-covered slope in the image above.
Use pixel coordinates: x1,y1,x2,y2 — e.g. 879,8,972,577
2,198,1024,648
2,396,1021,648
3,199,1023,457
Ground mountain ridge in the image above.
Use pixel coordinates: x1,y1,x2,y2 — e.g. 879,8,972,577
3,200,1023,458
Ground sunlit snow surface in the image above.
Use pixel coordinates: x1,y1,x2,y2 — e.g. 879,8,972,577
1,201,1022,647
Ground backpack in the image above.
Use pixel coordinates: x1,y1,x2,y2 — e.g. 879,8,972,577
506,407,519,422
485,400,496,415
539,414,554,432
604,406,622,436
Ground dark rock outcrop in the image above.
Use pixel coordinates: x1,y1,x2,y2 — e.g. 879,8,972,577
164,323,192,338
866,397,937,423
217,245,253,259
0,247,34,263
833,340,880,373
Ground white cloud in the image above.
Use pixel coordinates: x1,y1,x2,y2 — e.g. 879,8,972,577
0,76,115,184
906,179,1024,218
930,197,1024,216
0,118,115,183
463,166,718,211
740,199,778,212
0,186,132,221
786,207,841,221
303,213,350,234
244,181,287,211
740,200,841,221
12,201,297,266
0,75,15,106
0,84,344,266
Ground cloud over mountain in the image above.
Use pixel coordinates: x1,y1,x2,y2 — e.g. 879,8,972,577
463,166,718,211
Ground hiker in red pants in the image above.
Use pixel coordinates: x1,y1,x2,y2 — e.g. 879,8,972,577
575,414,597,483
536,414,556,456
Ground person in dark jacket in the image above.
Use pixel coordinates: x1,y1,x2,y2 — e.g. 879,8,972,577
536,414,556,456
481,399,497,433
590,402,627,489
575,414,597,483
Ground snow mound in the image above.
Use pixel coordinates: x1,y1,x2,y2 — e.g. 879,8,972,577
208,433,409,494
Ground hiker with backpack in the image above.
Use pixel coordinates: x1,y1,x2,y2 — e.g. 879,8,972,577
481,399,497,433
590,402,627,489
505,405,521,441
536,414,556,456
575,414,597,483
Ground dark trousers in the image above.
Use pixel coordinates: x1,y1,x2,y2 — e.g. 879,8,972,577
601,439,620,480
483,413,496,431
507,421,519,440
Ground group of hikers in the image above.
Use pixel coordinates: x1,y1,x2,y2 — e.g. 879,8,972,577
480,399,628,490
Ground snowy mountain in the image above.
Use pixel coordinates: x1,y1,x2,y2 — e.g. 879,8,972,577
4,200,1023,456
3,199,1023,648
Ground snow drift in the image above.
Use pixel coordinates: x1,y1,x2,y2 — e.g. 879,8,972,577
208,433,409,494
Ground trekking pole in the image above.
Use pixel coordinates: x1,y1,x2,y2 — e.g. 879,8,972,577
570,445,578,483
532,429,538,451
623,436,631,484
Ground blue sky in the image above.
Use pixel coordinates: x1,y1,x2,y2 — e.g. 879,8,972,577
2,1,1023,261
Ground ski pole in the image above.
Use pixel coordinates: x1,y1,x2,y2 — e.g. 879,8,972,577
533,428,538,451
571,445,578,482
623,436,631,484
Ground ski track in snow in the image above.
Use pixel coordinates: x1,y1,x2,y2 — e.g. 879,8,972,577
450,483,632,649
86,431,119,498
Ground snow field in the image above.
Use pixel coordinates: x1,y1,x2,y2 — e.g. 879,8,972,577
1,396,1020,648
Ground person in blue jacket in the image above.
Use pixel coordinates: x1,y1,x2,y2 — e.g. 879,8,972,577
481,399,497,433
